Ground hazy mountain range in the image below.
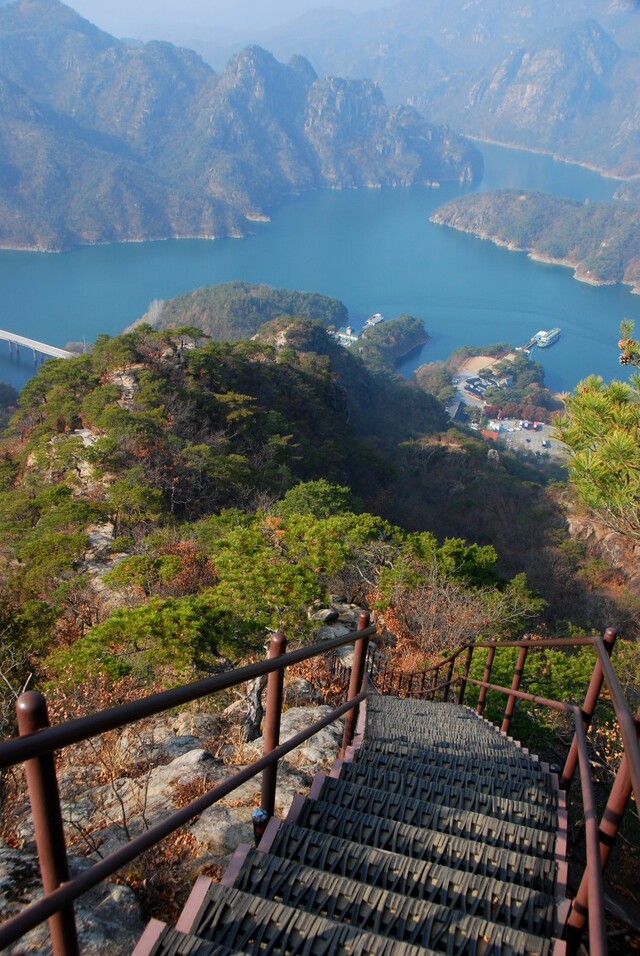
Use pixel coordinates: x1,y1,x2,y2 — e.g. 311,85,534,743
192,0,640,178
0,0,481,251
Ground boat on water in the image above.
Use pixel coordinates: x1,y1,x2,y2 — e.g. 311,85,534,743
533,328,561,348
364,312,385,329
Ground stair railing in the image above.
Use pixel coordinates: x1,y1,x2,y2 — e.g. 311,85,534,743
369,626,640,956
0,614,374,955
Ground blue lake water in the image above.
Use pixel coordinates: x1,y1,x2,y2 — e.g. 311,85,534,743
1,141,638,393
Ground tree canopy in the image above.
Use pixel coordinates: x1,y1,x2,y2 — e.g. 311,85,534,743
554,321,640,541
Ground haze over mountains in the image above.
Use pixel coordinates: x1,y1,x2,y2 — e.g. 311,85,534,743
0,0,481,251
175,0,640,178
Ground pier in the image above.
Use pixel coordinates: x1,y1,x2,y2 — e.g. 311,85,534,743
0,329,75,364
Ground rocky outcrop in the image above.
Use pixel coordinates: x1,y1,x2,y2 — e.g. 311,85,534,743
0,844,145,954
565,509,640,597
3,600,371,950
0,0,482,251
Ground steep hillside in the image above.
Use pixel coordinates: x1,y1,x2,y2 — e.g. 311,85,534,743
430,189,640,292
0,0,481,251
258,1,640,177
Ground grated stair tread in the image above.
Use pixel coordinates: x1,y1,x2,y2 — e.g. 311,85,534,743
292,801,558,889
360,738,535,760
338,763,558,828
138,923,246,955
315,777,557,857
235,846,557,938
270,823,559,908
189,884,438,955
350,747,552,785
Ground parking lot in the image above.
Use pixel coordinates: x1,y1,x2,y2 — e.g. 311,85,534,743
449,364,567,462
490,419,567,460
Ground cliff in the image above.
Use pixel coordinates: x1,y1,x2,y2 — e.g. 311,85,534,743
0,0,482,251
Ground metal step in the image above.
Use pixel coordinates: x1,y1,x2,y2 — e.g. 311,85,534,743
188,884,439,955
338,763,558,828
359,737,532,760
290,801,558,888
350,746,549,781
314,778,558,858
133,919,246,955
235,846,557,938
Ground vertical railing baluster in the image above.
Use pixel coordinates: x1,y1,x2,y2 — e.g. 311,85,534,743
430,667,438,701
442,660,455,703
341,612,370,755
565,707,640,952
260,631,287,819
560,628,617,790
16,692,79,956
476,645,495,715
458,645,474,705
501,639,529,734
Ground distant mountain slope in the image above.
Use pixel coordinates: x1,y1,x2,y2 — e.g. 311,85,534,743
0,0,481,251
257,0,640,177
431,189,640,292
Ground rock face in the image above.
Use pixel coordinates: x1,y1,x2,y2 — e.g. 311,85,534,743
3,601,369,952
0,844,145,954
262,1,640,177
0,0,481,251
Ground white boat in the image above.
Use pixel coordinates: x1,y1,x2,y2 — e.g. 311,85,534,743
364,312,385,329
534,328,561,348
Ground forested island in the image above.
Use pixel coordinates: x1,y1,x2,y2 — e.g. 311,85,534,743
431,190,640,293
133,283,348,341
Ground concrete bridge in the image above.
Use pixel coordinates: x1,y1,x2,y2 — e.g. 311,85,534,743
0,328,75,363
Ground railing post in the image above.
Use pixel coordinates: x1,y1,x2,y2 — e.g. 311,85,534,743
560,628,617,790
457,645,474,705
476,645,496,715
340,612,370,756
16,692,79,956
260,631,287,819
565,708,640,953
420,671,427,699
501,639,529,734
442,659,455,703
430,668,438,701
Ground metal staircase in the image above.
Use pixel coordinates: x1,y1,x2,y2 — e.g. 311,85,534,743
135,696,568,955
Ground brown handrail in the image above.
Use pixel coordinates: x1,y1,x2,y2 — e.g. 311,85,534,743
2,621,637,956
0,618,375,953
593,635,640,805
0,689,368,950
0,623,376,770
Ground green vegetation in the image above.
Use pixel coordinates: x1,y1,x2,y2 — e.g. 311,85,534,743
137,282,348,342
0,381,18,431
356,315,428,373
554,321,640,541
431,190,640,292
0,318,636,722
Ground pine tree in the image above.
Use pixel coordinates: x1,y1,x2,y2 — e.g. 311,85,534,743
555,321,640,540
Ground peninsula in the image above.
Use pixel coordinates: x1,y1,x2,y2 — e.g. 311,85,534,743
431,190,640,294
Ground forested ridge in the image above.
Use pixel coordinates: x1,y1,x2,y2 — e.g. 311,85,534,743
431,190,640,293
0,318,637,727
